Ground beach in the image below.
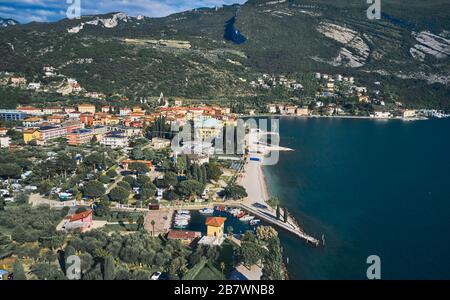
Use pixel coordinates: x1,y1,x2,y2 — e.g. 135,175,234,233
238,157,270,208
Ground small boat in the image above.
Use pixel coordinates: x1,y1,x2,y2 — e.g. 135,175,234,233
173,224,187,229
174,221,189,226
240,215,255,222
249,219,261,226
175,214,191,219
177,210,190,215
199,208,214,214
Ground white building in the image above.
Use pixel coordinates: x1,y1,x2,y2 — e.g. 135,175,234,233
0,136,10,148
100,133,129,148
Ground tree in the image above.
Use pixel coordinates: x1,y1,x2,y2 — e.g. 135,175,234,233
241,241,262,267
38,180,53,195
136,215,145,231
0,196,5,211
12,260,26,280
267,197,280,209
176,155,187,174
94,199,111,217
164,172,178,187
130,148,144,160
175,180,204,199
206,163,223,181
276,205,281,220
220,262,226,280
0,163,22,179
14,192,29,205
224,184,248,200
98,175,111,184
129,162,150,175
103,256,115,280
109,187,130,204
83,180,106,200
106,169,117,178
150,220,156,236
283,207,288,223
136,174,151,187
256,226,278,241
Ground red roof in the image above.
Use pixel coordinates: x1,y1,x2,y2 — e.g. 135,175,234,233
69,210,92,222
167,230,199,240
205,217,226,227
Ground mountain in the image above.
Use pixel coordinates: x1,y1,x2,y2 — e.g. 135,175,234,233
0,0,449,108
0,17,19,27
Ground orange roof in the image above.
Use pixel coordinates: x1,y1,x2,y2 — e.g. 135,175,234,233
205,217,226,227
69,210,92,222
167,230,199,240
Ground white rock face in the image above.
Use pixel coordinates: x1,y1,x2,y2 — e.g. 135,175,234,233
410,31,450,60
67,13,130,33
317,22,370,68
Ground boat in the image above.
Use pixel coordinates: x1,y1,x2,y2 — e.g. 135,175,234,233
173,224,187,229
236,211,246,218
240,215,255,222
175,214,191,219
199,208,214,214
174,220,189,226
249,219,261,226
177,210,190,215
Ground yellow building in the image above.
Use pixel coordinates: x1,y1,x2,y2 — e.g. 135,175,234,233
205,217,226,238
403,109,417,119
78,104,96,114
296,107,310,117
23,129,41,144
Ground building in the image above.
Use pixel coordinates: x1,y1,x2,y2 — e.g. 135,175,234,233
17,106,43,116
403,110,417,119
206,217,226,238
47,115,65,124
66,129,94,145
80,113,94,126
42,107,62,115
119,108,132,116
23,117,43,127
101,106,111,113
371,111,392,119
198,216,227,246
38,126,67,142
0,128,7,135
9,77,27,86
296,107,310,117
151,137,171,149
78,104,96,114
187,153,210,165
0,136,10,148
194,117,223,140
61,120,85,133
167,230,201,245
267,104,277,114
121,160,152,170
63,209,93,233
100,132,129,148
0,109,28,121
23,129,41,144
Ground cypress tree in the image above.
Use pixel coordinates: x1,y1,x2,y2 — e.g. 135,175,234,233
12,260,26,280
103,256,115,280
283,207,288,223
276,205,281,220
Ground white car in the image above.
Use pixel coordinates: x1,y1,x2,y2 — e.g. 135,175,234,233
151,272,162,280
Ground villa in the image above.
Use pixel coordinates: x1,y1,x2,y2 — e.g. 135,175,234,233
198,217,227,246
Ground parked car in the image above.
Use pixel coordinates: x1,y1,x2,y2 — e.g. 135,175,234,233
151,272,162,280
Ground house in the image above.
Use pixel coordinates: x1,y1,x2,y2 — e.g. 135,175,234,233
79,113,94,126
9,77,27,86
119,108,132,116
63,209,93,233
403,110,417,119
267,104,277,114
17,106,43,116
187,153,210,165
100,132,129,148
296,108,310,117
151,137,171,149
23,129,41,144
101,106,111,113
284,106,297,115
371,111,392,119
23,117,43,127
42,107,62,115
47,115,65,124
0,128,7,135
0,136,10,148
198,217,227,246
28,82,41,90
194,117,223,140
62,120,85,133
206,217,226,238
167,230,201,245
77,104,96,114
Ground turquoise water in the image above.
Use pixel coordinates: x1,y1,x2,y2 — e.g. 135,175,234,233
264,117,450,279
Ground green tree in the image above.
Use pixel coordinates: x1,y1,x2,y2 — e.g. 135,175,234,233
224,184,248,200
175,180,204,199
206,163,223,181
276,205,281,220
12,260,26,280
0,163,22,179
109,186,130,204
283,207,288,223
83,180,106,200
136,215,145,231
103,256,115,280
164,172,178,187
129,162,150,175
0,195,5,211
14,192,29,205
38,180,53,195
267,197,280,209
98,175,111,184
106,169,117,178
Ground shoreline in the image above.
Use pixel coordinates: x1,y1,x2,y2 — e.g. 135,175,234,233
240,113,430,121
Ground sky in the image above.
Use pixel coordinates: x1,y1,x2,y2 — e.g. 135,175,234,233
0,0,247,23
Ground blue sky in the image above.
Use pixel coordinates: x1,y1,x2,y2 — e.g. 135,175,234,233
0,0,246,23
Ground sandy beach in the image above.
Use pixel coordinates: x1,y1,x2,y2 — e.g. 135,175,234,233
239,157,271,209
